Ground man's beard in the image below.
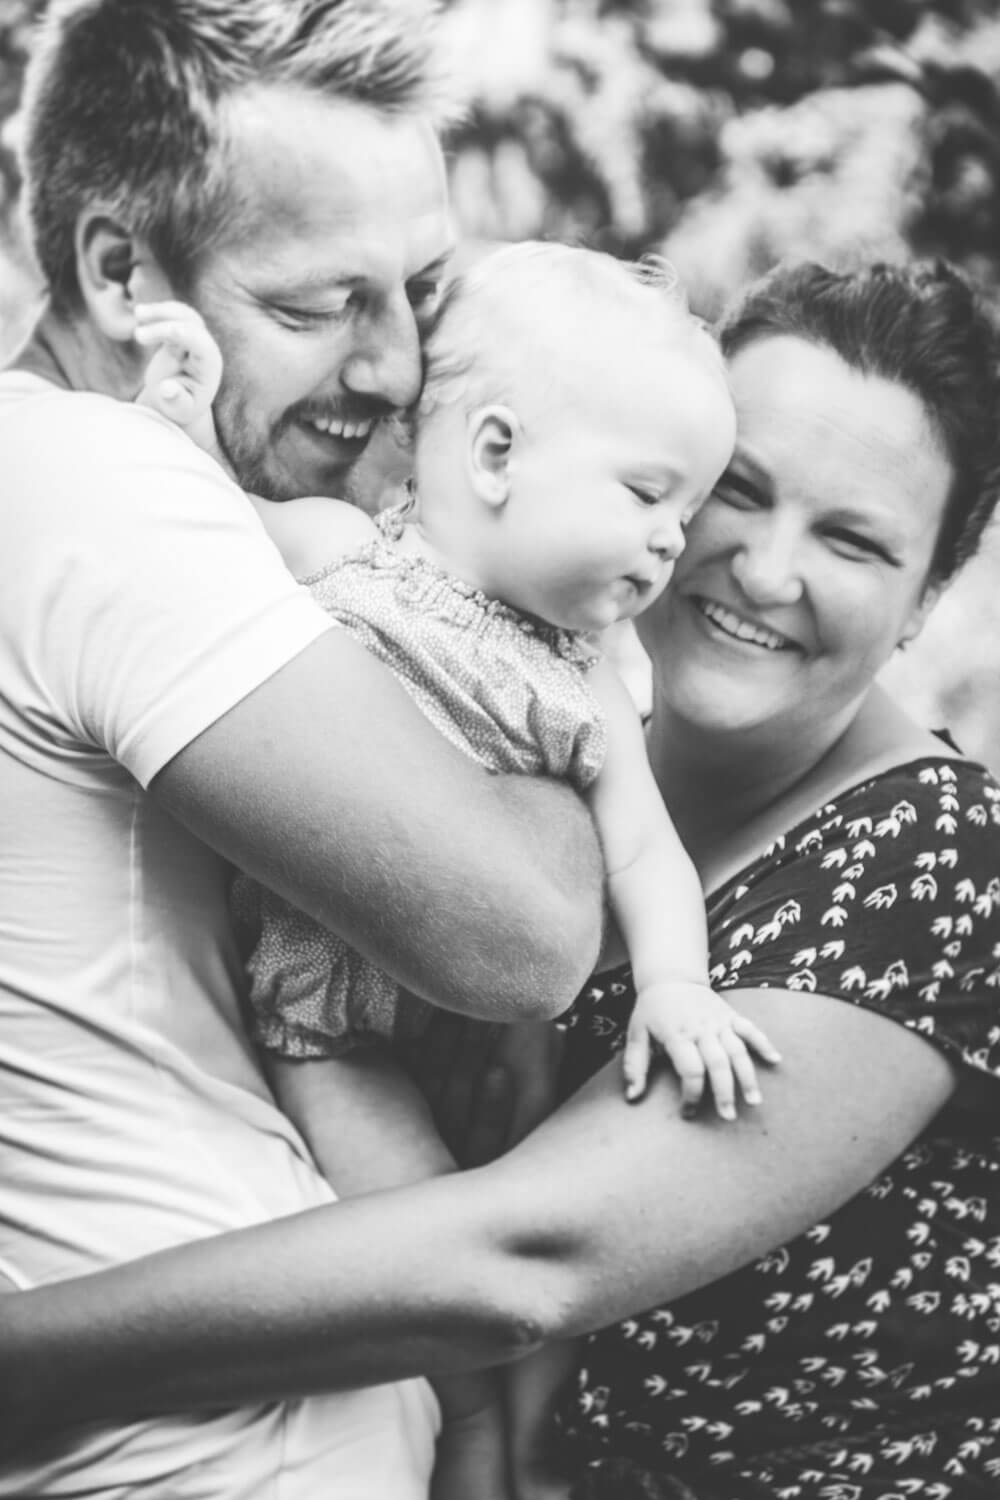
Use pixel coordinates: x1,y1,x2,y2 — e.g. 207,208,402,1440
213,388,411,515
213,391,313,503
212,387,373,506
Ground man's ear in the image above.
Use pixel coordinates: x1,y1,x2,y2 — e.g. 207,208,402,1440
467,404,519,507
74,211,168,342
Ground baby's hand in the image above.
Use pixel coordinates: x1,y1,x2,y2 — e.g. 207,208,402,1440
133,300,222,433
623,980,781,1121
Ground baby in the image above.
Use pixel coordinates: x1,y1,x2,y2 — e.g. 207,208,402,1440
134,241,779,1498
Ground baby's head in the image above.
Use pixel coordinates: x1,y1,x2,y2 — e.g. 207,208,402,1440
412,241,735,632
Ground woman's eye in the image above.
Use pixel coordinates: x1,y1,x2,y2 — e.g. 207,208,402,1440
826,528,891,562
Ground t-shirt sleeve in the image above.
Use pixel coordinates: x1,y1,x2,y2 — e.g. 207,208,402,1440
2,388,332,787
708,762,1000,1085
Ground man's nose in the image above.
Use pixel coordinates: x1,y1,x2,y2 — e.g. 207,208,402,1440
730,525,804,606
340,292,423,410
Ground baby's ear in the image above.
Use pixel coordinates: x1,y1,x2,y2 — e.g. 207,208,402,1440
467,403,519,507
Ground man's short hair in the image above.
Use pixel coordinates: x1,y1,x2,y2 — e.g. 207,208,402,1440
19,0,452,311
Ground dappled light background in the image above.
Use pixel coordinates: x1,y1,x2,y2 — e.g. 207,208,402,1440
2,0,998,765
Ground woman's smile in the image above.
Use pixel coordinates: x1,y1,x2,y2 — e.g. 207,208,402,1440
692,594,795,653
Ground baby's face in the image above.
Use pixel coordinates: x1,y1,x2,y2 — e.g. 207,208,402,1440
493,326,736,633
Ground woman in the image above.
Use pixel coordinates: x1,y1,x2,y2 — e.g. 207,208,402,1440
3,260,1000,1500
530,258,1000,1498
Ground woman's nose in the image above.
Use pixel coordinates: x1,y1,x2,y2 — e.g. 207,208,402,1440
730,532,804,606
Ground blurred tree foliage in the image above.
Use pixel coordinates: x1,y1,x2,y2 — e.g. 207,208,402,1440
441,0,1000,312
0,0,40,216
0,0,998,763
2,0,999,305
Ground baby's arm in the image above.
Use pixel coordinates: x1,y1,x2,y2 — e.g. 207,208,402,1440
272,1051,509,1500
587,661,780,1120
133,300,224,461
247,493,377,578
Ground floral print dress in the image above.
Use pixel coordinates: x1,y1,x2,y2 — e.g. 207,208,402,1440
559,757,1000,1500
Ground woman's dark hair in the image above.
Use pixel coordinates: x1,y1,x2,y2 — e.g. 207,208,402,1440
718,260,1000,586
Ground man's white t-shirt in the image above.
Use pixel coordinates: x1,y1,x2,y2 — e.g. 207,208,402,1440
0,373,438,1497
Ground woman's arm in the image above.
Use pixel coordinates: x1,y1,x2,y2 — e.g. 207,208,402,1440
152,629,603,1021
0,987,954,1453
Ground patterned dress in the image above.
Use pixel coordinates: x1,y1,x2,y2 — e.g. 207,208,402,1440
233,502,607,1057
559,756,1000,1500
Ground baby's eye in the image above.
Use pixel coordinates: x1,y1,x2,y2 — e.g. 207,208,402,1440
626,484,662,507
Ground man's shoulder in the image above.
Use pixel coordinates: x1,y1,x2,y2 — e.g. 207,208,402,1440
0,372,182,441
1,377,244,538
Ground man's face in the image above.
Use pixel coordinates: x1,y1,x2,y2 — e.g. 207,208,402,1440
187,86,453,503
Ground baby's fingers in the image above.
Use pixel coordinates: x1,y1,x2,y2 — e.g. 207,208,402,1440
721,1030,762,1109
134,317,199,355
134,299,208,330
666,1038,707,1120
730,1014,782,1067
699,1033,739,1122
622,1024,651,1104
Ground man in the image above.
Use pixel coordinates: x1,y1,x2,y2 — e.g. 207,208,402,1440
0,1,602,1493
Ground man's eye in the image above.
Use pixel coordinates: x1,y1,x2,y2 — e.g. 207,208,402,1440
713,474,760,508
407,279,443,315
272,298,352,328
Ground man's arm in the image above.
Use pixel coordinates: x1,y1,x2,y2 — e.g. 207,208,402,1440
152,629,603,1021
0,989,954,1452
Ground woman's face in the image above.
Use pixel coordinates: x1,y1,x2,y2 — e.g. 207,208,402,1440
638,335,955,743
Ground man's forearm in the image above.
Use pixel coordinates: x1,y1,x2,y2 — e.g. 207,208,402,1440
0,1180,542,1455
153,632,604,1019
0,993,956,1455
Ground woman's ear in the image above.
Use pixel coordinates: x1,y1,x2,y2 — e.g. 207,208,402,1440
74,211,167,342
898,581,943,651
467,404,519,507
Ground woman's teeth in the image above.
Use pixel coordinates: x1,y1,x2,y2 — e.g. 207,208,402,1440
699,599,788,651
